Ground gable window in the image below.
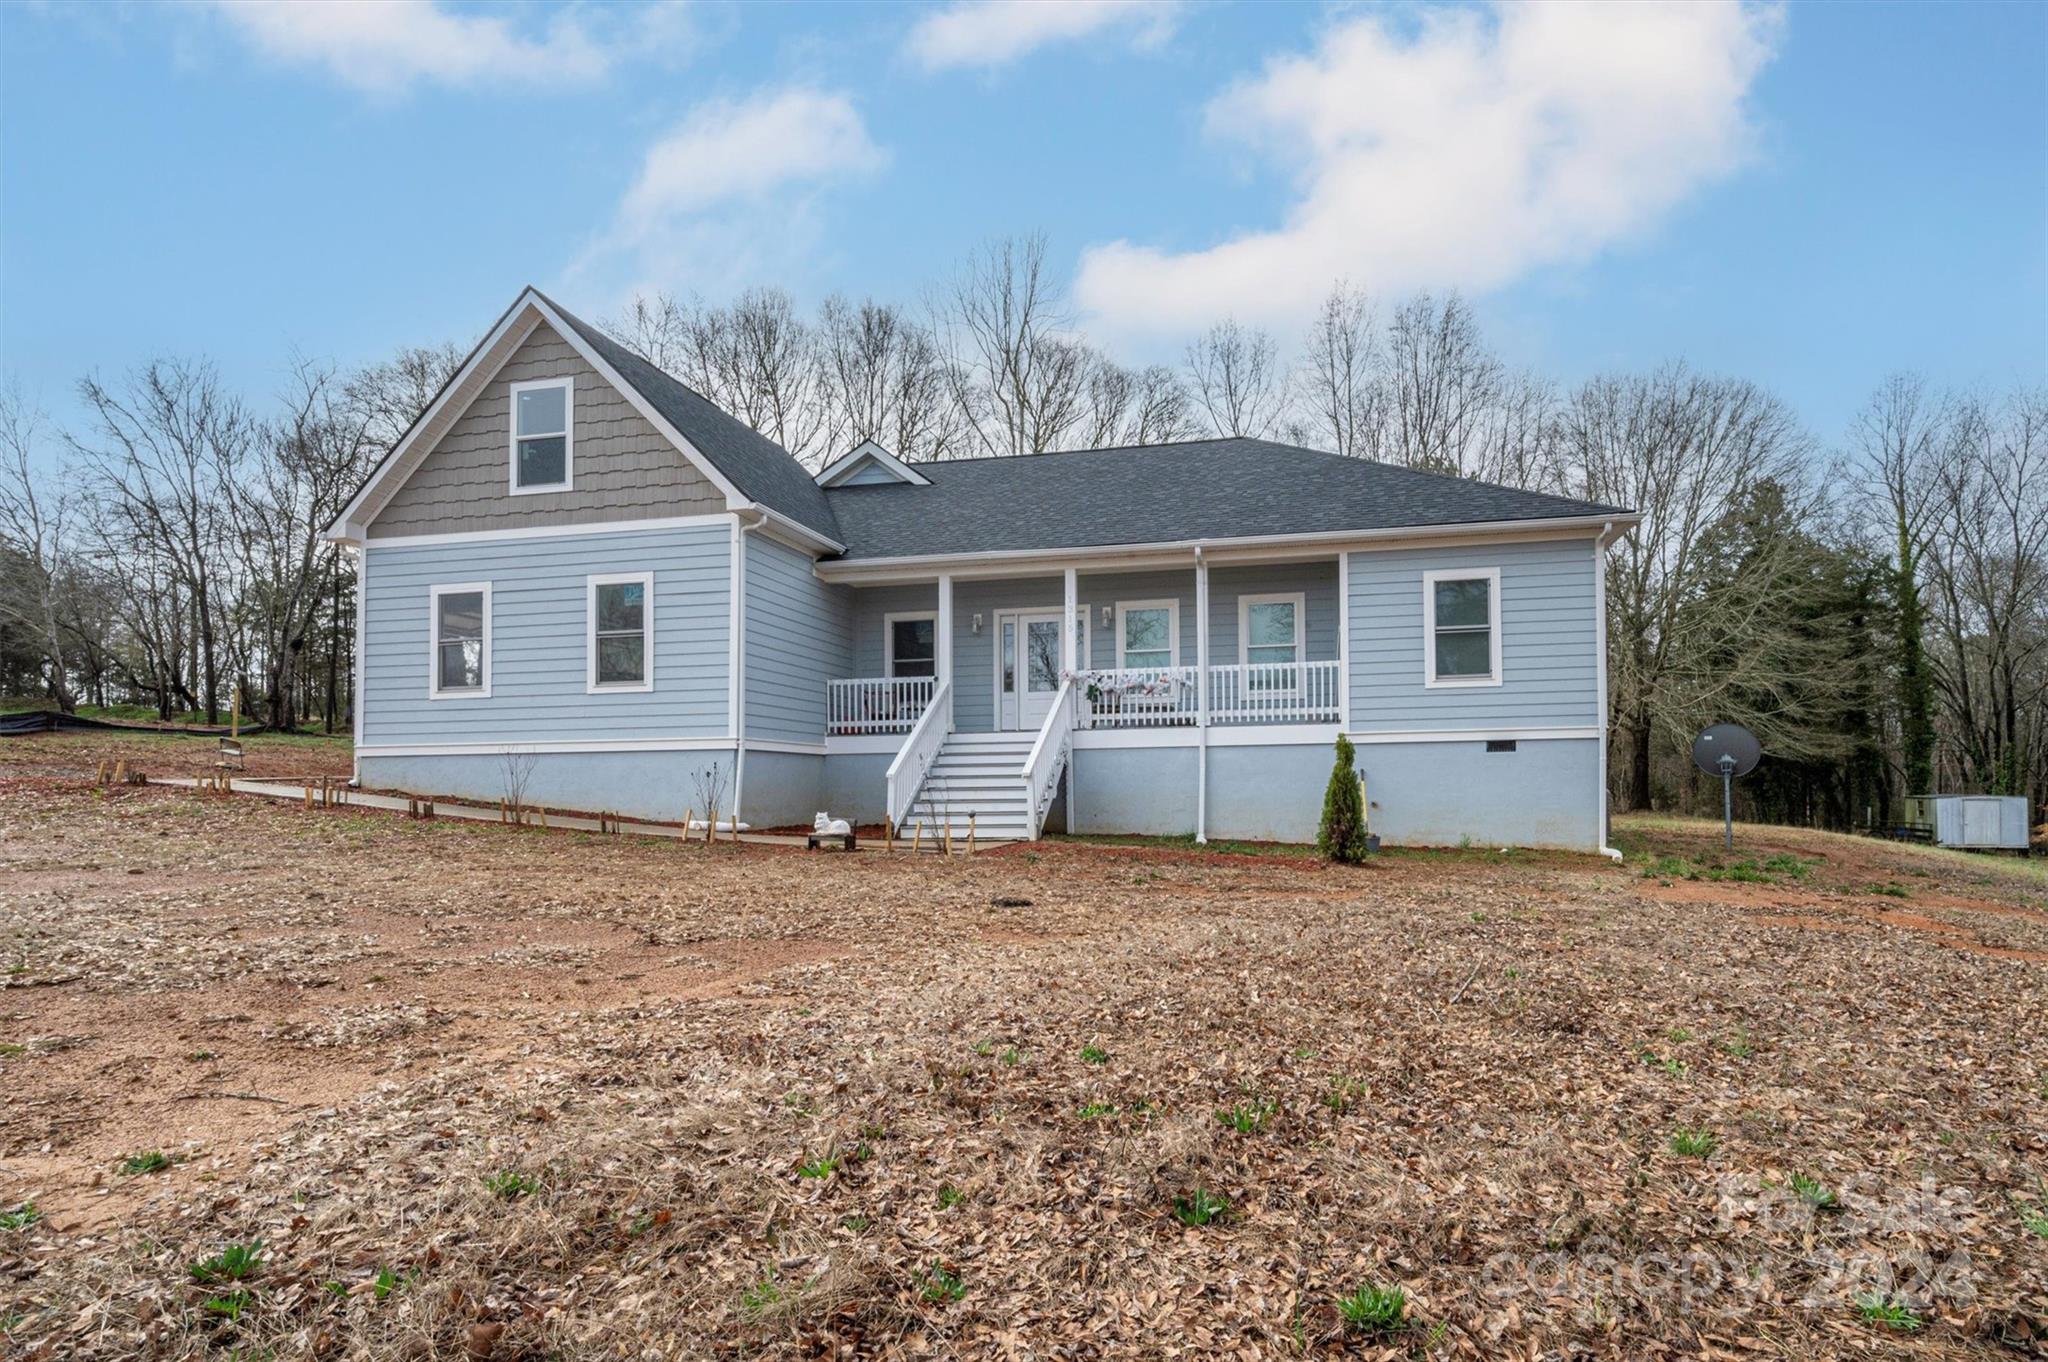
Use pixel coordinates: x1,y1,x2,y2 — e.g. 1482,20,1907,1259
885,612,937,678
509,377,573,493
429,582,491,699
587,572,654,692
1116,599,1178,671
1422,567,1503,687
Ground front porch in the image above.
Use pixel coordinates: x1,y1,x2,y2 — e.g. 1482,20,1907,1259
817,555,1347,841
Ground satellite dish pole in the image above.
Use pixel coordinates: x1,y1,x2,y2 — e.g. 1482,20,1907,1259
1691,724,1761,851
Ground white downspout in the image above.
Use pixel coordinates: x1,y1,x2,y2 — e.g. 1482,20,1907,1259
350,543,365,787
731,512,760,827
1594,521,1622,861
1195,546,1209,844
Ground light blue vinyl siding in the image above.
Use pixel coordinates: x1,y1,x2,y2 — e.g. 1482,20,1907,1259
1348,537,1599,732
744,533,849,744
361,523,731,745
837,462,903,486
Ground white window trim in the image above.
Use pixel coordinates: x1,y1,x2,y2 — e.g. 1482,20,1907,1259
1421,566,1504,689
883,610,938,679
428,581,492,700
1237,592,1306,667
587,571,655,694
1114,598,1180,670
507,376,574,496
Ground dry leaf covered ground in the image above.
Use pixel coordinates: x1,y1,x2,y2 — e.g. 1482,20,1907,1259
1,732,2045,1360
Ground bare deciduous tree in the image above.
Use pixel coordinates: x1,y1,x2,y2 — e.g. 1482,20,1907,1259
1185,318,1289,440
1560,365,1813,809
935,234,1096,456
0,386,75,710
1302,283,1382,458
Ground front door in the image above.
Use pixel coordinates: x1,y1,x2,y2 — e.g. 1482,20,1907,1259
997,609,1086,730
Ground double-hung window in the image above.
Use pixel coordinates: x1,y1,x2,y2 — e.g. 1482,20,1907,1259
1239,592,1304,690
509,377,573,493
1422,567,1502,687
429,583,491,699
885,613,937,678
588,573,654,692
1116,600,1178,671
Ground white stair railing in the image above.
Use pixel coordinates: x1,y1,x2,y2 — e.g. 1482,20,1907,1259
885,680,950,832
828,676,936,735
1208,659,1341,724
1018,677,1077,841
1075,666,1199,729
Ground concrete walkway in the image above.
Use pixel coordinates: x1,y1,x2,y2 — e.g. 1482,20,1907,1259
146,775,994,853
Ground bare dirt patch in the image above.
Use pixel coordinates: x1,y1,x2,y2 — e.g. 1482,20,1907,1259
1,763,2044,1359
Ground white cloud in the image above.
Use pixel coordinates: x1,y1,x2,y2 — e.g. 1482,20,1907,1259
906,0,1180,72
571,87,886,303
1074,1,1781,336
201,0,694,95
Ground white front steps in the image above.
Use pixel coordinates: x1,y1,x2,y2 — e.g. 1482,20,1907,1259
902,731,1037,843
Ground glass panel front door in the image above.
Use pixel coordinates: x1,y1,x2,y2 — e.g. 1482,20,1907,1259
996,609,1086,730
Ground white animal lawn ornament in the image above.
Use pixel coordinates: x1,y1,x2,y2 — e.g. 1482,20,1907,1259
813,812,852,838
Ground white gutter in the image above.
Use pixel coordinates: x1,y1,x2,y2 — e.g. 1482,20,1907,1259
1594,519,1623,861
812,512,1639,583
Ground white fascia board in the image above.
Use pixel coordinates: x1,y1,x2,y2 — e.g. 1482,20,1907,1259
810,514,1640,584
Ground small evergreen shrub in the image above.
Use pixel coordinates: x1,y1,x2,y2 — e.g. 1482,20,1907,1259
1317,735,1369,863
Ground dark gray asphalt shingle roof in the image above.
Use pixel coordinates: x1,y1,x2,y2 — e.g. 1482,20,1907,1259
543,294,845,545
819,438,1627,561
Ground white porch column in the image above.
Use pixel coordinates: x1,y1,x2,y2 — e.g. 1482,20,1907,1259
1061,567,1078,676
936,573,954,725
1337,550,1351,729
1194,548,1209,844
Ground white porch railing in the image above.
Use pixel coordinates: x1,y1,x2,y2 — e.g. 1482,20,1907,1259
1019,677,1076,840
885,680,950,832
829,676,935,735
1076,666,1199,728
1208,659,1342,725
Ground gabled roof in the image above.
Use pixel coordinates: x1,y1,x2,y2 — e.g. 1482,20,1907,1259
814,439,932,488
820,438,1630,562
327,288,842,548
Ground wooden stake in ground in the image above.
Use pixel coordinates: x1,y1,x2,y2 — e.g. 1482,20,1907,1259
911,821,923,854
706,804,717,844
230,683,240,741
884,818,893,852
968,813,976,856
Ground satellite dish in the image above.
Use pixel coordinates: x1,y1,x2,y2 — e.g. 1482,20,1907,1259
1692,723,1760,779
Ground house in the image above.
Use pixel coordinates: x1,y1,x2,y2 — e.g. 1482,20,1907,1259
327,288,1639,850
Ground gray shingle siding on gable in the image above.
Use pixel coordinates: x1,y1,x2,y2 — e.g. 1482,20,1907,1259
542,297,844,545
821,439,1625,561
368,324,725,539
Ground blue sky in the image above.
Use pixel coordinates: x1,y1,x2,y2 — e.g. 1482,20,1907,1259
2,0,2042,454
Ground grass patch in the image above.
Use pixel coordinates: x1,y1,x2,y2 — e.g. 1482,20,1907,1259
188,1242,263,1284
1079,1044,1110,1064
1217,1099,1276,1134
1638,1050,1687,1077
1172,1187,1228,1227
201,1291,251,1322
936,1184,965,1209
1869,883,1912,898
1669,1128,1717,1158
1335,1282,1407,1336
1855,1293,1923,1331
0,1204,38,1231
797,1153,842,1180
1322,1076,1369,1113
1077,1102,1117,1119
739,1274,782,1317
118,1151,173,1176
920,1262,967,1303
484,1169,536,1200
1790,1173,1838,1210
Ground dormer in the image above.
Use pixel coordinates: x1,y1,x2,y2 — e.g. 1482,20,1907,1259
814,440,932,488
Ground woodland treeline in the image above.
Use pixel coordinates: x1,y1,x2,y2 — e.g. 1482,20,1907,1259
2,236,2041,826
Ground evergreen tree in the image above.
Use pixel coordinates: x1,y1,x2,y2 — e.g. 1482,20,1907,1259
1318,734,1369,862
